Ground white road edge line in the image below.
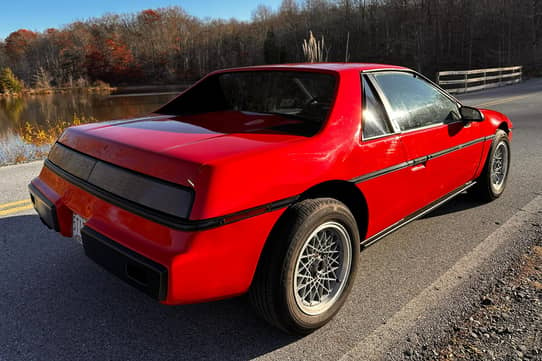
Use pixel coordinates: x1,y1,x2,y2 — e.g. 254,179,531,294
0,159,44,170
340,195,542,361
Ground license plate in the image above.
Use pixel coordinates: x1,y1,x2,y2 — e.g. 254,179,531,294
72,213,86,244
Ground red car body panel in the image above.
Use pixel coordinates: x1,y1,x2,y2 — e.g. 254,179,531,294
30,63,513,304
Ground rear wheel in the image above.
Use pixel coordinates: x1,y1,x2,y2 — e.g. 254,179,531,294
249,198,359,334
471,129,510,201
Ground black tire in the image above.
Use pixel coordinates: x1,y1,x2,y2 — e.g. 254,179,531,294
471,129,510,202
249,198,360,334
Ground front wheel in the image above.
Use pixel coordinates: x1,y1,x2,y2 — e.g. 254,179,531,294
249,198,359,334
471,129,511,201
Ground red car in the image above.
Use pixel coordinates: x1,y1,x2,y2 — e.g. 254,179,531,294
29,63,512,334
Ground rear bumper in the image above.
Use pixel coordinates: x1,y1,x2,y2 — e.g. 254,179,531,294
29,169,284,304
30,180,167,301
29,183,59,231
82,226,168,300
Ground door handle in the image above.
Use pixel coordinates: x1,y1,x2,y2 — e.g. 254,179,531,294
409,156,428,171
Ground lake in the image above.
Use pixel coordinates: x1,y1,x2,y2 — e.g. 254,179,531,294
0,88,182,166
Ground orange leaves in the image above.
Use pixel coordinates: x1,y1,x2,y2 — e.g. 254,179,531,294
140,9,161,24
84,36,139,83
4,29,37,60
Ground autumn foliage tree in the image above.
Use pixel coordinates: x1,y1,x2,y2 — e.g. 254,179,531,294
0,1,540,87
4,29,37,61
85,37,139,83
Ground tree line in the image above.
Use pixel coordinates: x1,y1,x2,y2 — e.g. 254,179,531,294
0,0,540,88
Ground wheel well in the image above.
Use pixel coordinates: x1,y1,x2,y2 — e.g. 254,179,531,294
498,122,509,134
298,180,368,240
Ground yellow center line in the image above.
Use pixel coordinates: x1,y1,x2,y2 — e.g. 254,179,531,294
0,199,32,210
475,93,534,108
0,204,34,216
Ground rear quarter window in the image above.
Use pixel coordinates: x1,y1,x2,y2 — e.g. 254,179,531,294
362,76,392,139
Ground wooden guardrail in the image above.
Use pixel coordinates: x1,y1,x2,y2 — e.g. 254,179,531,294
437,66,522,94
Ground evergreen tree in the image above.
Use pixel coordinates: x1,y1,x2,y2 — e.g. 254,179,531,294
0,68,23,94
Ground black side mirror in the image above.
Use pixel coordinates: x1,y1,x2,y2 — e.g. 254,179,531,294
460,106,484,122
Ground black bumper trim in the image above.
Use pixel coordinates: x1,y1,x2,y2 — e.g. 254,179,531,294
28,183,59,231
81,226,168,301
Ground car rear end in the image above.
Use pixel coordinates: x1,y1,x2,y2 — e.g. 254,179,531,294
28,66,343,311
29,125,286,304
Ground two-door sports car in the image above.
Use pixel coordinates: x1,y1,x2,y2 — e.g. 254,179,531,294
29,63,512,334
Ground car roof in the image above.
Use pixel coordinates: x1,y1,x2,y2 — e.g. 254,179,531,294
213,63,409,74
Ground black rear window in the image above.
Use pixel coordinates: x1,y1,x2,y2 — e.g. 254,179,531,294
157,71,337,136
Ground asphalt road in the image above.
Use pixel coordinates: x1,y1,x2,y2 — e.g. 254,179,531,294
1,79,541,361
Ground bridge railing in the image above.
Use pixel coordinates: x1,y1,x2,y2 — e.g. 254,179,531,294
437,66,522,94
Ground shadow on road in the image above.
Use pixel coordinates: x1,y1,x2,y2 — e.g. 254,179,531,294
423,192,486,219
0,215,296,361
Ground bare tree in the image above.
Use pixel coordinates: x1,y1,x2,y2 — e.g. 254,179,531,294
0,0,539,86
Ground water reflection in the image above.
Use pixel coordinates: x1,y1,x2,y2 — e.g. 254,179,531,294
0,90,178,165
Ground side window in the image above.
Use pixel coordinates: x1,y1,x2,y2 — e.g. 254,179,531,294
362,76,392,139
372,72,460,131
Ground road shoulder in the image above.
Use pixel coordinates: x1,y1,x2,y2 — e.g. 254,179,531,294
341,195,542,361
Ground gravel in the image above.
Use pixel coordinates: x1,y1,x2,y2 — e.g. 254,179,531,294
434,243,542,360
392,222,542,361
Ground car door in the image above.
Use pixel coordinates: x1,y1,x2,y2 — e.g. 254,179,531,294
353,75,416,238
368,71,486,207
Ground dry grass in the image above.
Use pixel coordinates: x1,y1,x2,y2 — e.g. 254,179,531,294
18,114,96,146
513,245,542,287
1,113,97,166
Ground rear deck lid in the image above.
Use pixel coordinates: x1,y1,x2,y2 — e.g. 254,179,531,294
57,113,305,186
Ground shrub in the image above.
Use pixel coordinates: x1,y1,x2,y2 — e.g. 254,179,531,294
0,68,24,94
92,79,111,89
18,114,96,146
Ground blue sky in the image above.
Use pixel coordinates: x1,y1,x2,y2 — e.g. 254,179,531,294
0,0,283,40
